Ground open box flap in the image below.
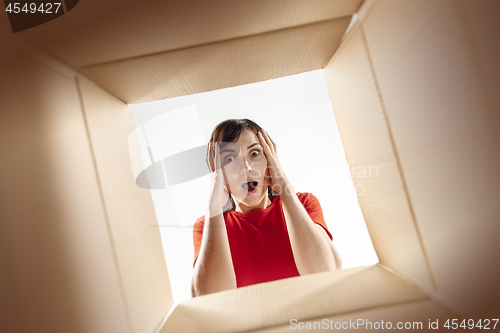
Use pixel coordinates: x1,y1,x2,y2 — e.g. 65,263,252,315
325,22,435,293
251,299,462,333
0,0,363,68
82,16,352,104
161,264,429,333
325,0,500,318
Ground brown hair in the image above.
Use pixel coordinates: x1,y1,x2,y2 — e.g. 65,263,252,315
207,119,278,212
207,119,262,171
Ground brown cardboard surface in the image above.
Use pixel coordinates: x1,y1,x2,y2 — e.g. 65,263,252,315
4,0,362,68
0,14,10,31
82,17,352,104
324,23,434,293
0,39,130,333
77,75,173,333
356,0,376,22
360,0,500,316
0,0,140,34
162,264,428,333
2,0,500,332
457,0,500,150
246,299,461,332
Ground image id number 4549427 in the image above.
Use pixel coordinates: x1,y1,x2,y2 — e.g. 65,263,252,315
443,319,498,330
5,2,62,14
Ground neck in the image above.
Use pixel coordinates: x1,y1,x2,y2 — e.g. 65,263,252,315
234,194,272,213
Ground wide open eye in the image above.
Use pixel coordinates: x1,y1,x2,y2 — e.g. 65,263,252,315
250,150,260,157
224,155,235,163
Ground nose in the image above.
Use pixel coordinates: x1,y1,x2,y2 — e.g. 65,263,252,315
242,157,253,173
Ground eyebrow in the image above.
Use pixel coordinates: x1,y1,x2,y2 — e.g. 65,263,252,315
247,143,262,149
221,143,262,153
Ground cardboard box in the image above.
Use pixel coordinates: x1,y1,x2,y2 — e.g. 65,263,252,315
1,0,499,332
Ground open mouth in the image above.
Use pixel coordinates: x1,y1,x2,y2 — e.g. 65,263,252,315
241,180,258,194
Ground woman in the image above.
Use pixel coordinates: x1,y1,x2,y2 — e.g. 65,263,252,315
191,119,342,297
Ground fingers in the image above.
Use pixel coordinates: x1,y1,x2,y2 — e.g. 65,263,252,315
206,142,215,172
257,131,270,156
266,131,277,153
207,141,222,172
214,142,222,171
258,130,276,154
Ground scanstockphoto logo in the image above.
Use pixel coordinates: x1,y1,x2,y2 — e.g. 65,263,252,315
3,0,79,33
128,106,209,192
127,105,284,228
348,160,379,196
127,105,214,228
127,105,377,227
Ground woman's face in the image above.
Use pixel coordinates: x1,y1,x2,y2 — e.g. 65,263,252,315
220,128,269,206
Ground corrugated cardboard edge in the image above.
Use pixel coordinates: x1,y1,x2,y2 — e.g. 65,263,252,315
161,264,431,332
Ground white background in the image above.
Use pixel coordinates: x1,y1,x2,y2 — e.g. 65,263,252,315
129,69,378,304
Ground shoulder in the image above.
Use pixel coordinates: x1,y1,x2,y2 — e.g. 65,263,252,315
193,215,205,231
193,211,232,231
295,192,324,213
295,192,319,205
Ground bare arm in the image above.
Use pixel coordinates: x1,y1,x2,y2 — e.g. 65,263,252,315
191,213,236,297
191,143,236,297
257,130,341,275
280,187,342,274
